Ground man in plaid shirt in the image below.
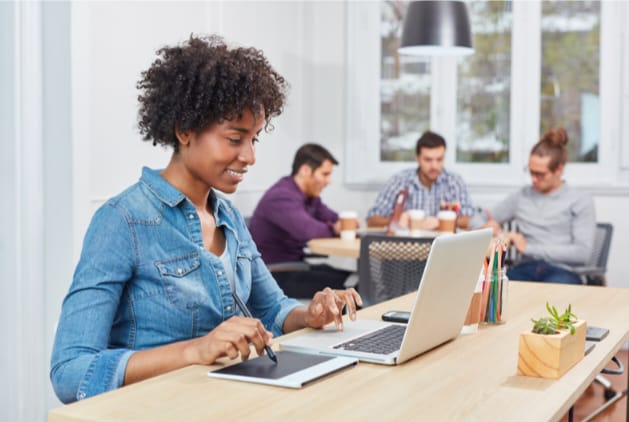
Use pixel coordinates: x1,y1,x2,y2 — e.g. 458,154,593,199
366,131,474,230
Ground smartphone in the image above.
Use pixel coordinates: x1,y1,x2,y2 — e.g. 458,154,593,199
381,310,410,324
586,326,610,341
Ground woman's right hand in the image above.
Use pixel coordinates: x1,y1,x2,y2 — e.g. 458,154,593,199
186,316,274,364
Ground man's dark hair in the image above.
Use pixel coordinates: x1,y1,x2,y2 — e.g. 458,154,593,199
137,35,288,152
415,130,447,155
291,144,339,176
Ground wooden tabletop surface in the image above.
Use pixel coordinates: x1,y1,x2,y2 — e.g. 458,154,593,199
49,282,629,421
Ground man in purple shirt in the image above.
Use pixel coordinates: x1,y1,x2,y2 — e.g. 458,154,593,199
249,144,353,297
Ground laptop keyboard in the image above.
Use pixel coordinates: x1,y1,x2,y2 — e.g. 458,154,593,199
333,324,406,355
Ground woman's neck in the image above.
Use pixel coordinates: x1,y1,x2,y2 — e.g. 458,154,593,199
161,159,211,210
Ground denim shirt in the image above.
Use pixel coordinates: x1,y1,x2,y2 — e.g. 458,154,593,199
50,167,302,403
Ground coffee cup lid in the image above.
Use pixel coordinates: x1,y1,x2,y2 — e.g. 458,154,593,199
438,210,457,219
407,209,425,218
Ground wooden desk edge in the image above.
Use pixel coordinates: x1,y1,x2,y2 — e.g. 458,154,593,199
48,283,629,421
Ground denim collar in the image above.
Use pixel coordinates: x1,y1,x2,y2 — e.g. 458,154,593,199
140,167,187,207
139,166,232,227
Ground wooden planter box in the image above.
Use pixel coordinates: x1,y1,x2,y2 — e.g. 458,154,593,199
517,320,586,379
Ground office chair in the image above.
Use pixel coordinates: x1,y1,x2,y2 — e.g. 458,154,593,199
358,234,433,306
576,223,624,421
502,222,613,287
571,222,613,286
580,356,626,422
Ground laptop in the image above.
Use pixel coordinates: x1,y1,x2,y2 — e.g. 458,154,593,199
280,228,493,365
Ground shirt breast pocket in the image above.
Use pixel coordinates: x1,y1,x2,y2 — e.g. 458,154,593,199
155,254,208,310
236,252,253,284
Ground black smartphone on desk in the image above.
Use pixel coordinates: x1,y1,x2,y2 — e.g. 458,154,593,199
586,326,609,341
382,311,410,323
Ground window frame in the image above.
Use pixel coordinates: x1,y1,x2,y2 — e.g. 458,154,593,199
345,1,626,190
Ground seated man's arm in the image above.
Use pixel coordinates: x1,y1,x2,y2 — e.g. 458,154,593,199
313,199,338,223
366,175,406,227
264,192,336,242
366,215,391,228
488,191,519,227
448,173,475,229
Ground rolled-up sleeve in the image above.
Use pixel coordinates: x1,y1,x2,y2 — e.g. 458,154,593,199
367,174,406,218
50,204,136,403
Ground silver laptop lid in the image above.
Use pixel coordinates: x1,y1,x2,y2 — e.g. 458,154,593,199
397,229,492,363
279,229,492,365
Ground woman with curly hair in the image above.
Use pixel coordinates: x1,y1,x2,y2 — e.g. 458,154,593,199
482,128,596,284
51,35,362,403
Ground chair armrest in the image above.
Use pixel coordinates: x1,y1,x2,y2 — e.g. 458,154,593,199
267,261,311,273
304,253,328,259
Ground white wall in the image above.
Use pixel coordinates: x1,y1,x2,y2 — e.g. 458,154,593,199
4,1,629,419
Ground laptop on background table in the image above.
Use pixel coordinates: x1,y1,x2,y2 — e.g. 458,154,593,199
280,229,493,365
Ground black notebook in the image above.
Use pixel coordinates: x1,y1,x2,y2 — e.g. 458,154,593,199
207,351,357,388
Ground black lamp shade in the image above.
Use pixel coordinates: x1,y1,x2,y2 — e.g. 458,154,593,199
399,1,473,56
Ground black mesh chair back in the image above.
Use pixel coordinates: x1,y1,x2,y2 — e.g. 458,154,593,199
572,222,613,286
358,234,434,306
590,223,613,270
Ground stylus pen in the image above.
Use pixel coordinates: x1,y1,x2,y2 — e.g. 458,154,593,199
231,292,278,364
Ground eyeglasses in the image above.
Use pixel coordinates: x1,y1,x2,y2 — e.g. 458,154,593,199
523,166,550,179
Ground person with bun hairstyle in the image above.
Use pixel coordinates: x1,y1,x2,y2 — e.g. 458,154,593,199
481,128,595,284
50,35,362,403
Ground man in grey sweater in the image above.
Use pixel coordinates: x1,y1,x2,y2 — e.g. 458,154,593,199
483,128,595,284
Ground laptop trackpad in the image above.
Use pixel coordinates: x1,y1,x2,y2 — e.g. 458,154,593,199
283,319,393,349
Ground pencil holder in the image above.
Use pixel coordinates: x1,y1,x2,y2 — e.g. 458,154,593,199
480,268,508,325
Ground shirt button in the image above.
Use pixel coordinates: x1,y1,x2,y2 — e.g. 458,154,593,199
217,271,223,276
177,268,183,275
78,392,86,400
226,306,232,312
189,214,194,219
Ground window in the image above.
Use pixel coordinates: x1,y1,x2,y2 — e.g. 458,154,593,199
380,1,430,162
457,1,512,164
346,1,625,188
540,0,600,163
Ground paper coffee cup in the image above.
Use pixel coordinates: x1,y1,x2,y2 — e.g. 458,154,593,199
339,211,357,240
407,209,425,233
437,210,457,232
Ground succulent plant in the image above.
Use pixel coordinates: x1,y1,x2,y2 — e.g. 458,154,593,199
531,302,578,335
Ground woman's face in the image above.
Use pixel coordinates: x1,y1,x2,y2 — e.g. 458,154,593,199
178,109,264,194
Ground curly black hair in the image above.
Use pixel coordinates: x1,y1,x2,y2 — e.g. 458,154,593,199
137,35,288,151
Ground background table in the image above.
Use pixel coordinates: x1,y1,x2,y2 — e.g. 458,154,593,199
307,237,360,258
307,230,442,259
49,282,629,421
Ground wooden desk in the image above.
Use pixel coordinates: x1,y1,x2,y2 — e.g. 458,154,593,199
49,283,629,421
308,237,360,258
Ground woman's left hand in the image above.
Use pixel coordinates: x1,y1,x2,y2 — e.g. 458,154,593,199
304,287,363,330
